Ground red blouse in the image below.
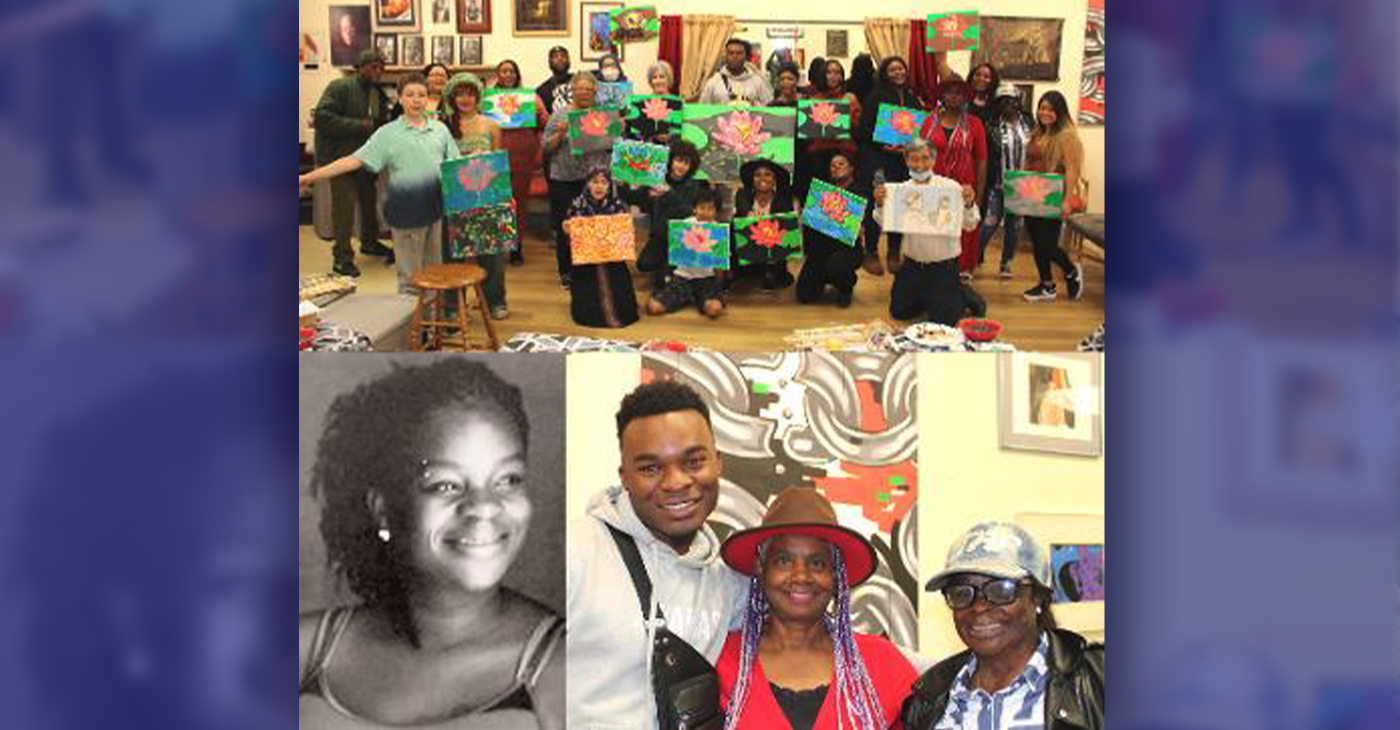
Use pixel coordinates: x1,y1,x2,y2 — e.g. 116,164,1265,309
920,113,987,187
716,630,918,730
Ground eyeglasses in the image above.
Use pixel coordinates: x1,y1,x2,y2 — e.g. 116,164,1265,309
942,578,1028,610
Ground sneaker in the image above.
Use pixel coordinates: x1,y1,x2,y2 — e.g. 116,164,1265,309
360,241,392,257
999,263,1013,279
560,272,571,290
886,251,903,274
332,260,361,277
509,250,524,266
1022,283,1057,302
1066,264,1084,300
959,271,973,284
490,305,509,320
862,254,885,276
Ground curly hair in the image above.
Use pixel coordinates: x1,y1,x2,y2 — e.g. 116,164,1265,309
614,380,711,443
310,359,528,630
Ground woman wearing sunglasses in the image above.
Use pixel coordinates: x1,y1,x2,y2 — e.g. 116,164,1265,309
902,522,1104,730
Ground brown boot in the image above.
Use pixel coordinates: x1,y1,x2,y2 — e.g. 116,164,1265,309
862,254,885,276
886,250,903,274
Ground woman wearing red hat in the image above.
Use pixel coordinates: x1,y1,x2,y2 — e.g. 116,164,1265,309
716,487,917,730
921,74,988,281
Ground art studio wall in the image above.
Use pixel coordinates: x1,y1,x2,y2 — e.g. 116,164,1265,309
300,0,1103,214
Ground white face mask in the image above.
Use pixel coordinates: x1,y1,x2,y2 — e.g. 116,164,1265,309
909,169,933,182
601,66,620,81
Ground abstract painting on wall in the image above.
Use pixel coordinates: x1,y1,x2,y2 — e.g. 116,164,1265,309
1078,0,1104,125
797,98,851,140
872,103,929,146
567,109,623,156
733,212,802,265
565,213,636,264
625,94,684,140
925,11,980,52
481,89,537,128
802,179,867,247
667,220,731,270
1050,544,1104,603
608,5,658,43
881,182,964,236
446,203,518,257
440,150,512,213
610,139,669,187
681,105,796,183
1003,170,1065,219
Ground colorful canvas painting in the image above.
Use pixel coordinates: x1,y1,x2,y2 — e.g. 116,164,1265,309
565,213,636,264
568,109,623,156
667,221,731,270
882,182,964,236
1078,0,1104,124
926,11,980,52
733,212,801,265
872,103,929,146
440,150,511,213
802,179,866,247
595,81,633,110
446,203,518,257
610,139,669,187
680,105,797,183
481,90,537,128
1003,170,1065,218
797,99,851,140
1050,544,1104,603
608,6,658,43
625,94,683,140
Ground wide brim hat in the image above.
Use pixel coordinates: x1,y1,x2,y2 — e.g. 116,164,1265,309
442,72,483,102
721,487,878,586
923,521,1050,592
739,158,791,194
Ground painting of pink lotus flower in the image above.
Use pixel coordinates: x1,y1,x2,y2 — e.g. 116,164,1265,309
801,178,866,246
624,94,683,141
797,98,851,140
680,104,796,183
439,150,511,213
667,220,731,270
1003,170,1065,219
481,89,537,128
872,103,929,146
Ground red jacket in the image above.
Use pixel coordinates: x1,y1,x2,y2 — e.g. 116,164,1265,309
717,630,918,729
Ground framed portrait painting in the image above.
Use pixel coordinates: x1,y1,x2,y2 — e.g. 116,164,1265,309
459,35,483,66
514,0,569,36
998,352,1102,456
373,33,399,66
373,0,421,33
431,35,454,65
400,35,424,67
328,6,373,67
580,1,623,62
973,16,1063,81
456,0,491,34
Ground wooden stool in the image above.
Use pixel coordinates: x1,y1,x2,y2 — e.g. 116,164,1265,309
407,263,499,351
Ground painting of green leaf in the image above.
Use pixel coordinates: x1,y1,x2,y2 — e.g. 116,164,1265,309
625,94,683,140
926,11,980,52
608,6,659,43
568,109,624,156
595,81,633,110
680,104,796,183
440,150,512,213
1003,170,1065,219
446,203,519,257
733,212,802,265
481,90,537,128
872,103,929,146
611,139,669,187
667,220,731,270
801,179,866,247
797,98,851,140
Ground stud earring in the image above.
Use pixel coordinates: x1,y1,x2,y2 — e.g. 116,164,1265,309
377,528,391,542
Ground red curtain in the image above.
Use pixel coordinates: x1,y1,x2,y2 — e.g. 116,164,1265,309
907,19,940,108
659,15,684,95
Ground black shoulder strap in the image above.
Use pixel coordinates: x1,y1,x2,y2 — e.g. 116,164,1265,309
606,524,664,622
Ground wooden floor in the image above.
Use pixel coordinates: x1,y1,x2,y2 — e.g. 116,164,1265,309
299,222,1103,352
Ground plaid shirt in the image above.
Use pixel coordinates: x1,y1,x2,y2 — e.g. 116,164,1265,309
935,633,1051,730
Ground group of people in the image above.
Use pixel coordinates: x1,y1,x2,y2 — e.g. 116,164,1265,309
301,367,1104,730
300,37,1090,330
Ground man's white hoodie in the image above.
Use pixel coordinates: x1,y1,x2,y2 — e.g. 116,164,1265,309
566,485,748,729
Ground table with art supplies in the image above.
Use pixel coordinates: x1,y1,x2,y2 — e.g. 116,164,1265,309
782,319,1015,352
501,332,704,353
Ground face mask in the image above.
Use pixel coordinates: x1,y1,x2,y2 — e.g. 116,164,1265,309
602,66,620,81
909,169,933,182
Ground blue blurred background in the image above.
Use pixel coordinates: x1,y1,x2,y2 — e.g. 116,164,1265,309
0,0,1394,727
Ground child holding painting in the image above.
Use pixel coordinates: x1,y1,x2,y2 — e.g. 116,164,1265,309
645,184,727,319
630,140,703,289
562,168,640,328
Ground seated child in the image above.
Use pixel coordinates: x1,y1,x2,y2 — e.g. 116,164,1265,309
564,168,640,328
646,183,726,319
628,140,702,288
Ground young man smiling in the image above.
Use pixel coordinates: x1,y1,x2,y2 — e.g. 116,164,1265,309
566,380,747,729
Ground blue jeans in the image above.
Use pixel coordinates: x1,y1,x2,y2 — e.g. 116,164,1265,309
977,189,1021,268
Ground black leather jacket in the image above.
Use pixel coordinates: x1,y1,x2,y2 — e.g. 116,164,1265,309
901,629,1104,730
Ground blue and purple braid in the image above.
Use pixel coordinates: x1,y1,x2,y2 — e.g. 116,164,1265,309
722,543,884,730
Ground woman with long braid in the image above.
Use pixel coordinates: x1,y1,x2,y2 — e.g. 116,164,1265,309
716,488,916,729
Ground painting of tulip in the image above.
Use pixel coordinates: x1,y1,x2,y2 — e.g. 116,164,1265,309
446,203,518,257
610,139,669,187
733,212,802,265
797,98,851,140
439,150,512,213
568,108,623,156
565,213,636,264
667,220,731,270
625,94,683,140
872,103,929,146
882,182,964,236
608,6,658,43
926,11,980,52
680,104,796,183
481,90,537,128
1003,170,1065,218
595,81,633,110
801,179,866,247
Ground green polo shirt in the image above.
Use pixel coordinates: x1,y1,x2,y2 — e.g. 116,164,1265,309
354,117,459,229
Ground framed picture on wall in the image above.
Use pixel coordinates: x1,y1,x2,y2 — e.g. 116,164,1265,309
973,16,1063,81
373,0,421,33
456,0,491,34
514,0,569,36
1014,83,1035,115
373,33,400,66
580,2,623,62
431,35,454,65
1015,512,1104,641
431,0,451,24
328,6,373,67
826,29,848,58
400,35,424,66
998,352,1102,456
459,35,483,66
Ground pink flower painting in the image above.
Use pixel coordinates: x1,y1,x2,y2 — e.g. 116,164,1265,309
1013,175,1055,202
809,102,839,129
891,110,918,136
714,110,771,157
683,225,715,253
749,219,785,248
580,110,611,136
457,158,493,192
819,191,851,225
642,97,672,122
497,94,521,115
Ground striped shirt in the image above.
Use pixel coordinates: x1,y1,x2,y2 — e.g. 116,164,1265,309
935,633,1050,730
